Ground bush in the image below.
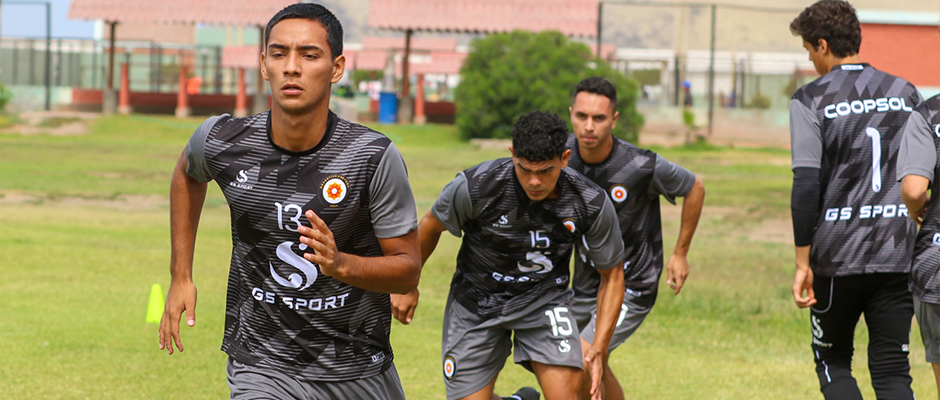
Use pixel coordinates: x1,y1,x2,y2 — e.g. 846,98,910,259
0,84,13,112
455,30,644,142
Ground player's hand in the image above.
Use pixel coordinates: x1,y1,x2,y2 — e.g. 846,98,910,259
300,210,344,278
666,253,689,295
391,288,419,324
159,279,197,355
792,264,816,308
583,345,605,400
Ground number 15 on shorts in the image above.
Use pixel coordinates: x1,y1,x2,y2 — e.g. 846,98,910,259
545,307,573,337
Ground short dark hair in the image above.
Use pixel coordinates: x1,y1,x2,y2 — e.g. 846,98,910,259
511,111,569,162
572,77,617,110
265,3,344,60
789,0,861,58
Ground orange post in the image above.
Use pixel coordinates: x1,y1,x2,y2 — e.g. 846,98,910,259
234,68,248,117
117,63,132,115
414,74,426,125
175,66,191,118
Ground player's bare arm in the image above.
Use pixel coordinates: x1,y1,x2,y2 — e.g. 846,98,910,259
583,263,624,399
792,245,815,308
159,150,207,355
901,175,930,224
391,211,447,324
667,176,705,295
299,209,420,294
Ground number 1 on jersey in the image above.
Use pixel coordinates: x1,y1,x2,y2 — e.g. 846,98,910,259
865,127,882,193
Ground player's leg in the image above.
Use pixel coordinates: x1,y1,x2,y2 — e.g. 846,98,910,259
914,292,940,400
863,273,914,399
531,361,582,400
933,364,940,400
810,275,865,400
511,290,584,400
577,289,656,400
442,293,513,400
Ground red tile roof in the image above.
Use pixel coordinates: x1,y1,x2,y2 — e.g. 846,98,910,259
349,50,467,75
362,37,458,52
368,0,599,37
68,0,294,26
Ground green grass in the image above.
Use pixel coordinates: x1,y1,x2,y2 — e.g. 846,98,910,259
0,116,935,399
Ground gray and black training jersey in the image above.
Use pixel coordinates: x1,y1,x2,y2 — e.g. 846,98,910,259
185,111,418,381
897,94,940,303
790,63,920,276
566,136,696,300
432,158,624,317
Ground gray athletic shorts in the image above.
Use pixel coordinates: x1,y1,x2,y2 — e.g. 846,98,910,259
441,289,583,400
227,357,405,400
571,288,656,351
914,293,940,364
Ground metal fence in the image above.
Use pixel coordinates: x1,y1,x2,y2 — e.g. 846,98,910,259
0,37,252,95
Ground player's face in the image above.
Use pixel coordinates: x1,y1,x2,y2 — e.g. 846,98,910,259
510,149,572,201
803,40,828,76
262,18,346,115
570,92,618,151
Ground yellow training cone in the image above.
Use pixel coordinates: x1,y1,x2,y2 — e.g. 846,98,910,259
146,284,164,323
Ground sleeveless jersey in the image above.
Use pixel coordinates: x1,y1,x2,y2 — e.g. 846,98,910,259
185,111,416,381
790,63,920,276
432,158,624,317
907,96,940,303
566,136,662,300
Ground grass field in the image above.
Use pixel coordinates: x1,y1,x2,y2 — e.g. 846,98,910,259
0,115,935,399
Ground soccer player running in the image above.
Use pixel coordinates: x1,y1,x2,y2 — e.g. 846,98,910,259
788,1,921,398
566,76,705,400
393,111,625,400
158,4,421,399
899,94,940,400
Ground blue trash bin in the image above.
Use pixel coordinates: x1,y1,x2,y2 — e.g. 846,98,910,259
378,92,398,124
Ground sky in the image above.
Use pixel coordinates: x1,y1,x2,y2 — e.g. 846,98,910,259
2,0,95,39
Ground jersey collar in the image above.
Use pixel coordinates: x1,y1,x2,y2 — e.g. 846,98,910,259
830,63,869,72
266,110,339,157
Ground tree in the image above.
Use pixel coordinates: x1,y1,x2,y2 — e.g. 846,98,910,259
455,30,644,142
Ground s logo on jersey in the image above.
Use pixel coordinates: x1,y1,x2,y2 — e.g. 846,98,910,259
935,124,940,138
321,175,349,206
443,357,456,380
270,241,319,290
610,185,628,203
229,169,253,190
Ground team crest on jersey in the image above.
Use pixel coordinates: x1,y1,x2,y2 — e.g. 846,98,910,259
321,175,349,206
443,357,456,380
562,219,576,233
610,185,628,203
934,124,940,138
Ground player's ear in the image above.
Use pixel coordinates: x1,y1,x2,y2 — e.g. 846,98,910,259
260,51,269,81
817,38,829,55
560,149,571,168
331,54,346,84
509,146,515,159
611,110,619,129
